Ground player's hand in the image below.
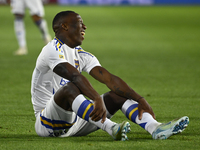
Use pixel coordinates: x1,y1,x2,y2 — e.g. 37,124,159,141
89,98,107,123
138,98,156,120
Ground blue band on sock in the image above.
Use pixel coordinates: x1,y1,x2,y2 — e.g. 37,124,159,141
125,103,147,129
125,104,138,123
35,19,42,26
77,100,94,121
139,122,147,129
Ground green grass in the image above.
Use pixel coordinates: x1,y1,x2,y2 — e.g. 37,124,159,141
0,5,200,150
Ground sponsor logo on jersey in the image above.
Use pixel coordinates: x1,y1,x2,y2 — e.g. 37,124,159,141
60,78,69,86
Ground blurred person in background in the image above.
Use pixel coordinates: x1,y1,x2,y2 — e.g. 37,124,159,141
7,0,52,55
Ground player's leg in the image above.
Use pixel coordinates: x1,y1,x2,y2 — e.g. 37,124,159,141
35,95,78,137
31,15,51,44
13,14,28,55
11,0,27,55
26,0,51,44
103,91,189,140
103,91,160,134
51,82,130,140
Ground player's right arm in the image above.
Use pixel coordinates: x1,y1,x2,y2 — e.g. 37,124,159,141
53,62,107,123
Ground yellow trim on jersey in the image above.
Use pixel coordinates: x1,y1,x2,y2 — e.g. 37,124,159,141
78,49,94,57
55,37,64,45
57,42,62,52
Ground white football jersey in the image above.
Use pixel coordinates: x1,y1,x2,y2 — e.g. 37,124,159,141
31,38,101,116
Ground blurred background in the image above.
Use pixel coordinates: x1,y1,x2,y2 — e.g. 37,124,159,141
1,0,200,5
0,0,199,149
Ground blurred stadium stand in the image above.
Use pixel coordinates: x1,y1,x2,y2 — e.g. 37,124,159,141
1,0,200,5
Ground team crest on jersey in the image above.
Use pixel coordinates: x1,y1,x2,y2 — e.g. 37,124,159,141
74,59,79,69
59,53,64,59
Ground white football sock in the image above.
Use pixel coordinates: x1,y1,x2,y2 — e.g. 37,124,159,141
72,94,116,136
35,19,50,40
121,100,161,134
14,18,26,48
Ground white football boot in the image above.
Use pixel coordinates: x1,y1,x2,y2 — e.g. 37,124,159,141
14,47,28,55
111,121,131,141
152,116,189,140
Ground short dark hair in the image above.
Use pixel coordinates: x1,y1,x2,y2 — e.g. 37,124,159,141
52,11,75,32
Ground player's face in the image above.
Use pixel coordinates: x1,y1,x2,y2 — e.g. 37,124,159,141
65,13,87,48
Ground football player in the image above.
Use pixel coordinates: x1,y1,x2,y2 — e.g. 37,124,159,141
9,0,51,55
31,11,189,140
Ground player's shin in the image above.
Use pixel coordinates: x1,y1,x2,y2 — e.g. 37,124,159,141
35,19,51,43
14,18,26,48
72,94,116,135
121,100,161,134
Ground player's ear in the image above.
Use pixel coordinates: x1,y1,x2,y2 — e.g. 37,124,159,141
61,23,68,31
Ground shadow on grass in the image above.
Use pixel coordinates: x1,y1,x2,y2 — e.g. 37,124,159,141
0,134,40,141
0,132,114,143
0,132,151,143
0,128,193,143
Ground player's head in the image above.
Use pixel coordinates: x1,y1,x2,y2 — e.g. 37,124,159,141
52,11,87,48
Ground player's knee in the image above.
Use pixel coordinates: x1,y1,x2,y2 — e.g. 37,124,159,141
105,91,119,101
32,15,42,22
62,82,80,98
104,91,126,106
15,14,24,19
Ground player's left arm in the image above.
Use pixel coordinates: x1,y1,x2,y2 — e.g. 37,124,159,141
89,66,155,120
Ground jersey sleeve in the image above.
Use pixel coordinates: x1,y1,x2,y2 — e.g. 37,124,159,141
44,41,68,70
78,48,101,74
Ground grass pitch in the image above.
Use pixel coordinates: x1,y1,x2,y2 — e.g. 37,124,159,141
0,5,200,150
